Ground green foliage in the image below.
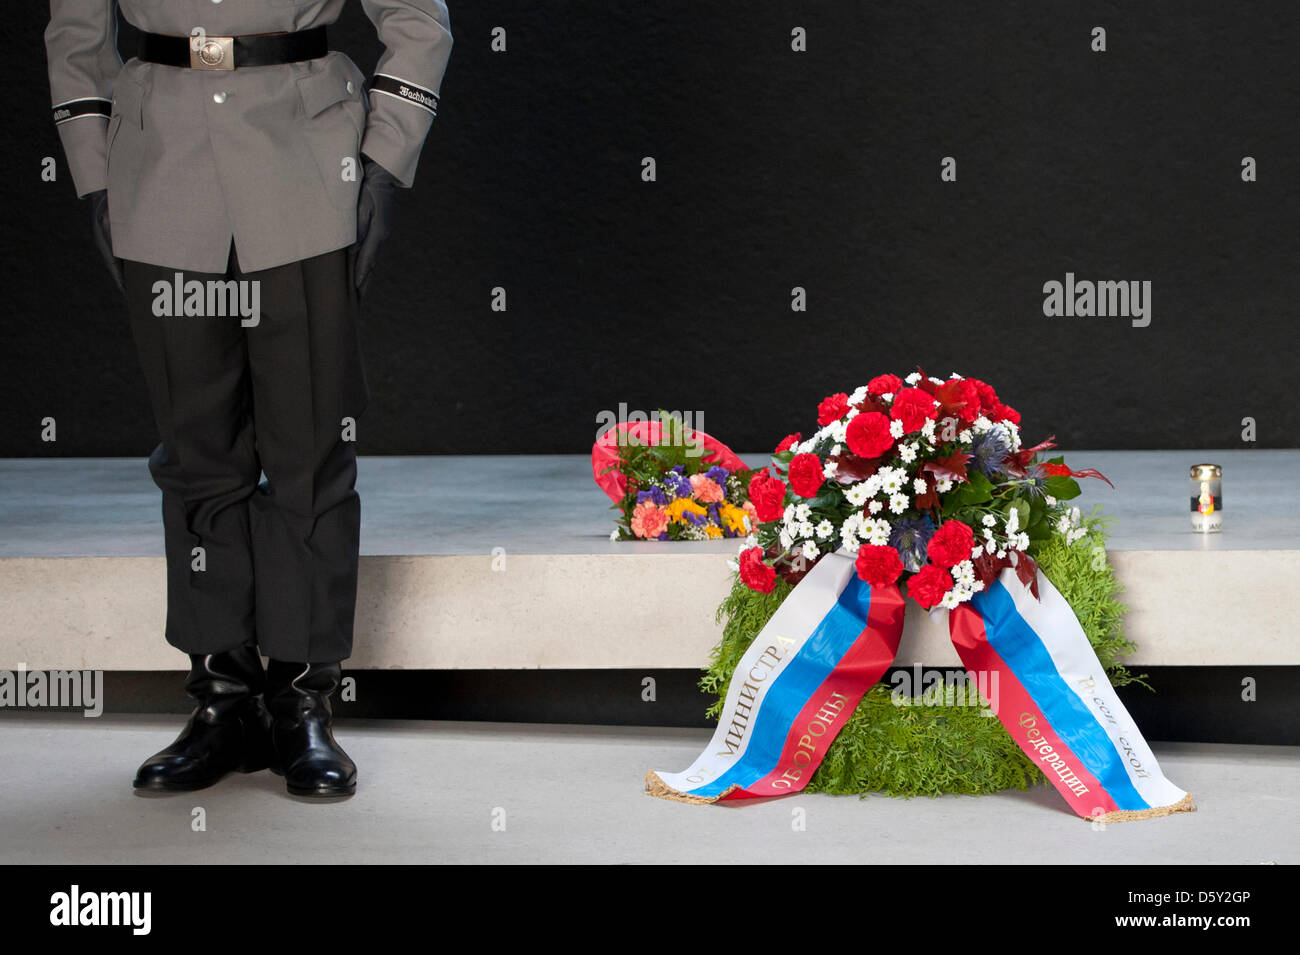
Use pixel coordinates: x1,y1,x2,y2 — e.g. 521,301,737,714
701,517,1142,797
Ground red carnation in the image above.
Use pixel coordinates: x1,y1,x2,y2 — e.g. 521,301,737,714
787,453,824,498
926,520,975,568
907,564,953,610
747,472,788,523
867,374,903,396
890,388,939,434
948,378,982,423
739,547,776,594
845,411,894,459
993,403,1021,425
817,393,851,426
968,378,1000,417
774,432,802,454
855,544,904,587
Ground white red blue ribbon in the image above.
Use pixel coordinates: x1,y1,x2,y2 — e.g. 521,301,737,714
650,560,1193,821
646,552,904,803
950,568,1193,821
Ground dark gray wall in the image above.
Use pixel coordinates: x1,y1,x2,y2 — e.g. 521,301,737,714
3,1,1296,456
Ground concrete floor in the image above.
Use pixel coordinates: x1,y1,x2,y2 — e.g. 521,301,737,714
1,713,1294,864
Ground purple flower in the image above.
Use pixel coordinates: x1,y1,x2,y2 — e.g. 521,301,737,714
705,466,729,483
969,427,1012,478
889,516,936,573
637,486,668,506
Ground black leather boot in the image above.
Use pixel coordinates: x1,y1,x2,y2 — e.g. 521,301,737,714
265,661,357,797
133,644,274,792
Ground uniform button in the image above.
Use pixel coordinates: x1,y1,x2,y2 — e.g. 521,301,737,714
213,91,227,104
346,81,355,95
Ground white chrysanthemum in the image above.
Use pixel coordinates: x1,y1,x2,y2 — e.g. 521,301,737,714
983,527,995,540
889,419,905,439
982,514,997,527
795,503,812,521
996,549,1007,559
1005,507,1020,534
783,503,796,522
798,521,815,539
985,540,996,554
889,493,908,515
815,520,833,539
1044,495,1057,507
1015,532,1030,550
863,473,883,497
1067,528,1088,546
802,541,820,560
823,460,839,480
868,500,884,514
905,372,921,384
935,478,953,493
845,483,871,506
898,443,918,464
1055,514,1072,534
921,418,937,440
971,544,984,560
880,469,904,494
880,392,894,403
912,477,927,495
610,528,619,541
972,416,993,435
953,560,976,586
849,386,868,404
779,529,793,548
939,590,961,610
958,429,972,444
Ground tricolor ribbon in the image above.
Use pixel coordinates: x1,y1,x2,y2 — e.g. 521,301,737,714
647,559,1194,821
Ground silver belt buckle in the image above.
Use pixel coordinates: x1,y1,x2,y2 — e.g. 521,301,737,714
190,36,235,70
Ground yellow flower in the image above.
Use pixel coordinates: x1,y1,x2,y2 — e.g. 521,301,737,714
703,524,724,539
719,503,749,535
666,497,707,522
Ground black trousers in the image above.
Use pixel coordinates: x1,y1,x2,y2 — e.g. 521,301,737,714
123,246,369,663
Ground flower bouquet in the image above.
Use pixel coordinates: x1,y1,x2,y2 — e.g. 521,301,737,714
592,414,756,541
738,370,1107,607
647,370,1193,822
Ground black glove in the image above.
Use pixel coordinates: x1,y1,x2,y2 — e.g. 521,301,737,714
352,157,399,297
88,189,125,294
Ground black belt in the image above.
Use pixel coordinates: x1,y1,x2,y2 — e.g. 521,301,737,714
137,26,328,71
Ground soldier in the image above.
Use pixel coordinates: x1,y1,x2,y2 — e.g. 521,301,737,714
45,1,453,797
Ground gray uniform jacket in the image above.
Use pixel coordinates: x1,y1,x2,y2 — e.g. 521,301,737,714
47,0,452,273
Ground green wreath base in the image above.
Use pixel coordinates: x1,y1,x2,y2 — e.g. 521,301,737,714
701,519,1147,798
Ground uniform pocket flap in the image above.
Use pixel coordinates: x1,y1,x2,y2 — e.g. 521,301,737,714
297,67,359,118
